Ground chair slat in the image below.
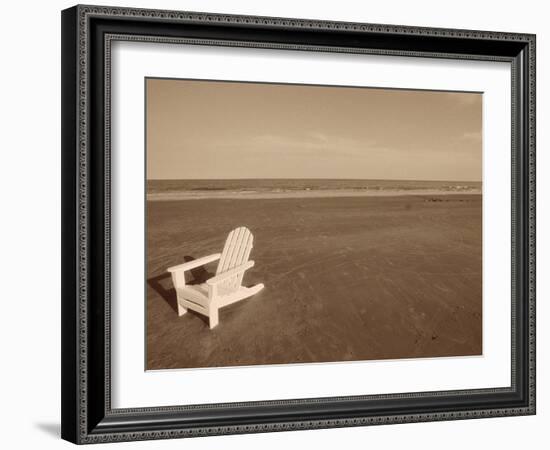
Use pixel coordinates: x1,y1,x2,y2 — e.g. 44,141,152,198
216,227,254,293
217,228,238,273
232,232,253,290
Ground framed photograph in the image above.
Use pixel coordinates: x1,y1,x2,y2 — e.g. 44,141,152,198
61,5,536,444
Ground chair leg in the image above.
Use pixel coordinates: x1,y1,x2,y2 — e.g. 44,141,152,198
209,307,219,329
177,302,187,316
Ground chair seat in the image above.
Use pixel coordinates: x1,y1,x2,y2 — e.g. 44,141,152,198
176,282,237,307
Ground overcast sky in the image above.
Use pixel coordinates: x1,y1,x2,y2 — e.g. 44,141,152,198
146,78,482,181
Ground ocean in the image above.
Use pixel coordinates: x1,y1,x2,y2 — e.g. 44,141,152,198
147,179,481,197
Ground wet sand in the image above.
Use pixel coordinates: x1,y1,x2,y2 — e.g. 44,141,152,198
147,188,481,201
146,194,482,370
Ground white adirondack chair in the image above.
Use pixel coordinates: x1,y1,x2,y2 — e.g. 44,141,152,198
167,227,264,329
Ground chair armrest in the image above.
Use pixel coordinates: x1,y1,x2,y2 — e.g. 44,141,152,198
167,253,221,273
206,261,255,286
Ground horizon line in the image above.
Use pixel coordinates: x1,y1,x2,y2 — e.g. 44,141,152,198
146,177,482,183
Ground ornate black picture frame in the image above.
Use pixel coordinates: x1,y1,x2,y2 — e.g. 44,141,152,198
61,4,536,444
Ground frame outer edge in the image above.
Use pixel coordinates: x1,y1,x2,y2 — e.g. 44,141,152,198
527,34,536,414
76,3,534,41
61,5,80,445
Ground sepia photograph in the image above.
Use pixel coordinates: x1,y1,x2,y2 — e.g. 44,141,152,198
145,78,482,370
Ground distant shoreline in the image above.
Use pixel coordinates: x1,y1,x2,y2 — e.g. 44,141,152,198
147,189,482,201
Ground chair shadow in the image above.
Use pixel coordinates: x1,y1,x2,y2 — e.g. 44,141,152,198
147,256,213,326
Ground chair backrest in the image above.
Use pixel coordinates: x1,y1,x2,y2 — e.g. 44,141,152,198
216,227,254,292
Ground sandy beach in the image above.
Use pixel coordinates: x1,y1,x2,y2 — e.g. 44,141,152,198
146,193,482,370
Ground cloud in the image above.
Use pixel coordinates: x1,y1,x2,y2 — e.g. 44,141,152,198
199,131,379,158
